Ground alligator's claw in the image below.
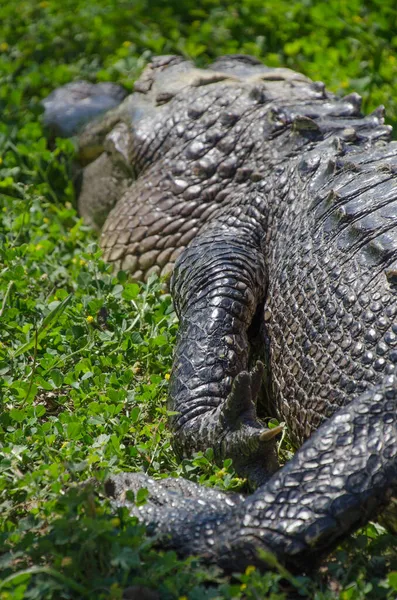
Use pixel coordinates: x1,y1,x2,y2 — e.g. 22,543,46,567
259,423,284,442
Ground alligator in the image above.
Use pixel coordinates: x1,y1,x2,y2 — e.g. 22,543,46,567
44,55,397,573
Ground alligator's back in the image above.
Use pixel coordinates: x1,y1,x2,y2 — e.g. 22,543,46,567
264,117,397,446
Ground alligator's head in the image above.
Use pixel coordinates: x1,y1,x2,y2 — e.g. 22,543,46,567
62,56,309,231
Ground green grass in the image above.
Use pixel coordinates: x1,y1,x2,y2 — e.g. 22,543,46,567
1,0,397,598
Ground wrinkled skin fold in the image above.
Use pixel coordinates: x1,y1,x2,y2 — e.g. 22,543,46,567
44,55,397,571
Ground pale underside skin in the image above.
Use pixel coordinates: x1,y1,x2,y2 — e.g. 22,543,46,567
44,55,397,572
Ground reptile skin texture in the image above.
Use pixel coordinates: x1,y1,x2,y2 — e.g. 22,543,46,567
45,55,397,571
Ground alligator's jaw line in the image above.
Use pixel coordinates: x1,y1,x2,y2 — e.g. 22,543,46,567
44,54,397,572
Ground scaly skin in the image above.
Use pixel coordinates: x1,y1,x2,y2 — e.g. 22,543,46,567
44,55,397,570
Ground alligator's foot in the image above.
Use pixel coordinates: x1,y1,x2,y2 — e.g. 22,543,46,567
104,469,297,571
105,471,269,573
105,472,244,509
172,361,283,490
104,472,246,564
216,361,284,487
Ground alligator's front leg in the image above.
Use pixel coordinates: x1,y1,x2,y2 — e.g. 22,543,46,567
108,376,397,572
168,195,282,487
